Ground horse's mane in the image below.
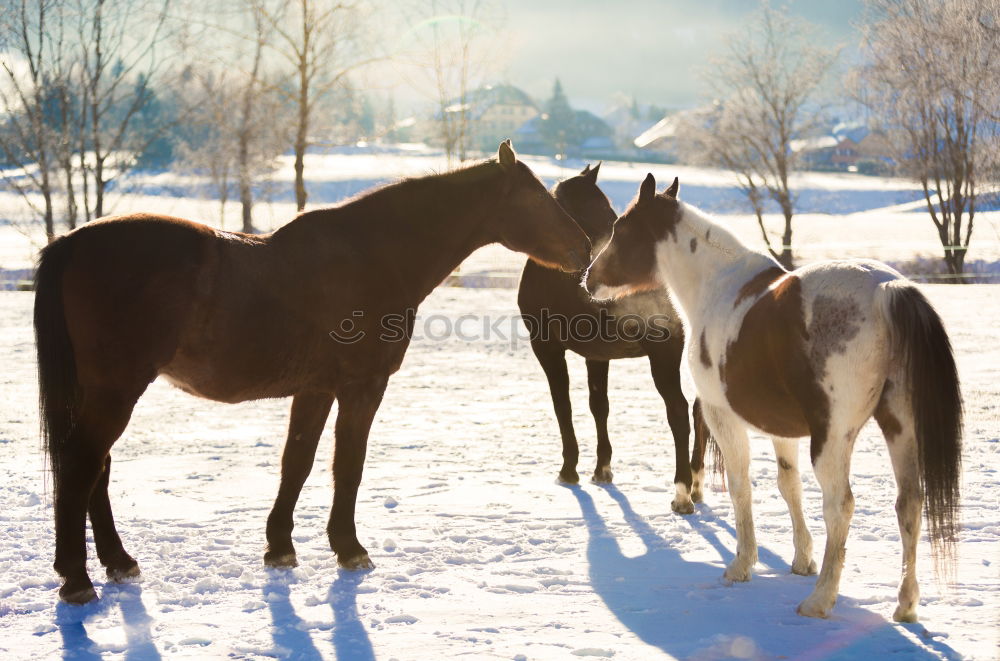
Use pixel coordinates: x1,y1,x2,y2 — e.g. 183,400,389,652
283,159,504,227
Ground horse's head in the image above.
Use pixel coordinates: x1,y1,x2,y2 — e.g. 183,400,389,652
552,163,616,251
493,140,591,273
584,173,681,300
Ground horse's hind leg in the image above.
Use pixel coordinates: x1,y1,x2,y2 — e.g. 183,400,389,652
531,340,580,484
702,403,756,581
265,392,336,568
327,376,387,570
89,455,140,581
770,437,816,575
875,382,922,622
797,422,859,618
648,340,693,514
54,387,140,603
586,359,613,483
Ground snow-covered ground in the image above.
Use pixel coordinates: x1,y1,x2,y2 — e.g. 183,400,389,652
0,282,998,660
0,149,998,659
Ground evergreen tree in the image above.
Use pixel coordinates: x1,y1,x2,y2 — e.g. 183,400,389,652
540,78,576,156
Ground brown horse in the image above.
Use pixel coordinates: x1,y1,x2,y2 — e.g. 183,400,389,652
518,164,710,512
35,141,591,604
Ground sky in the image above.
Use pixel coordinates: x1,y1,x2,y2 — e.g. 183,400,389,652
437,0,864,114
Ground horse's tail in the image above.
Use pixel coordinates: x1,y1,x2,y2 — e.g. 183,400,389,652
692,398,726,489
881,282,963,559
34,234,80,488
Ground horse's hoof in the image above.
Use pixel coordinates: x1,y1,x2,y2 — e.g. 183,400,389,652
558,470,580,485
796,595,833,619
107,561,141,582
723,565,752,584
691,487,704,503
264,551,298,569
892,605,918,623
59,580,97,605
791,558,817,576
338,553,375,571
671,498,695,515
591,467,613,484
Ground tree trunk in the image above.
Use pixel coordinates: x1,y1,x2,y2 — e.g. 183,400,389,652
294,64,309,211
239,132,254,234
63,159,77,230
777,194,795,270
779,214,794,270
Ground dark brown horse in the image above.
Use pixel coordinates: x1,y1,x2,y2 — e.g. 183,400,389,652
35,141,591,604
518,164,710,513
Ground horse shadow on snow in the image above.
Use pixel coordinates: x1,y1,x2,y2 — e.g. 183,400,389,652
567,483,960,660
265,568,374,661
55,583,160,660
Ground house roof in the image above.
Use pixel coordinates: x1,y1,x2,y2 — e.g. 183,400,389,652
789,135,839,153
633,104,717,148
438,84,538,121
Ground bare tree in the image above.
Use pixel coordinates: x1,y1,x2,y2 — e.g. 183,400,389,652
0,0,60,238
72,0,176,221
256,0,376,211
855,0,1000,279
403,0,506,165
676,4,840,269
178,2,289,233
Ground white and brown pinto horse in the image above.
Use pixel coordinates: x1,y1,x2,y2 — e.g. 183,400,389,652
584,174,962,621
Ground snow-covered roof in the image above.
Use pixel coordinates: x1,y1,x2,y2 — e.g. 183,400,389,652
789,135,839,153
633,115,680,148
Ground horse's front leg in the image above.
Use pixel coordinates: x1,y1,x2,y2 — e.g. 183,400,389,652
702,403,756,582
265,391,336,568
531,340,580,484
327,376,388,570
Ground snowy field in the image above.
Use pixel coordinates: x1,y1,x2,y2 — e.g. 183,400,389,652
0,284,998,660
0,149,998,659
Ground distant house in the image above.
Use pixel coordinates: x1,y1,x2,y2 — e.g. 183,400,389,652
602,99,662,154
633,114,682,153
511,116,547,154
790,135,839,169
573,110,615,157
511,108,614,157
827,130,895,173
633,105,716,161
830,137,860,169
417,84,540,153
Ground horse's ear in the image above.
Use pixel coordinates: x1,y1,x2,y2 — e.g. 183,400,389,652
498,140,516,171
664,176,679,198
580,164,591,175
583,161,601,183
639,172,656,203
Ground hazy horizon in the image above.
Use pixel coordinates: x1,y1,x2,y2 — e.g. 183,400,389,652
376,0,864,116
502,0,862,113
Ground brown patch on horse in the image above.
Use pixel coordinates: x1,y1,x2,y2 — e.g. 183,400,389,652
808,295,862,379
778,457,793,471
699,329,712,368
734,266,786,308
720,275,830,447
874,380,903,441
690,237,698,253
